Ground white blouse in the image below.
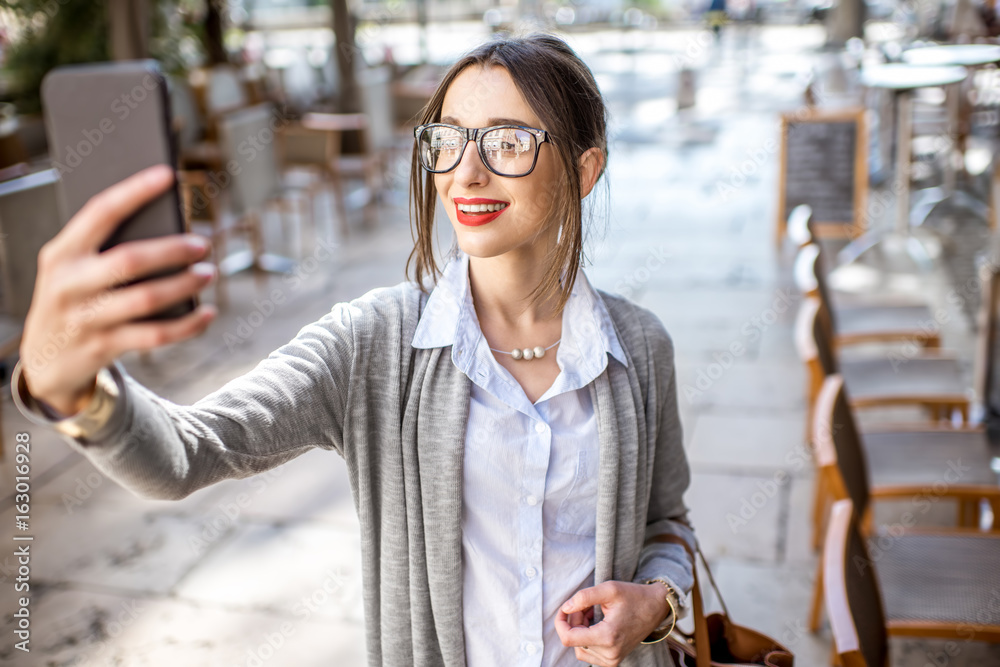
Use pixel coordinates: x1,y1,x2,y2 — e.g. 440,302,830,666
411,250,626,666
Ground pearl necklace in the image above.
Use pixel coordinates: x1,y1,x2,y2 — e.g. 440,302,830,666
489,339,561,361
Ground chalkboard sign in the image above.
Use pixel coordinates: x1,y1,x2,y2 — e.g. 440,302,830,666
777,107,867,244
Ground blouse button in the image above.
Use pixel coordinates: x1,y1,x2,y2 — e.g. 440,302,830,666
526,495,538,506
534,422,546,434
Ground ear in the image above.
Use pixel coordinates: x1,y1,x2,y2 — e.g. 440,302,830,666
578,147,605,199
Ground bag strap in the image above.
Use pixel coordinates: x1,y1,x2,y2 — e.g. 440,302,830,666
646,534,730,617
647,534,730,667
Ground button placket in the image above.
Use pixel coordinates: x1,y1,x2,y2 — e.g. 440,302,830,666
517,418,550,666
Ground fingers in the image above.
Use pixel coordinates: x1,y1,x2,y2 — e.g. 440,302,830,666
52,164,175,258
66,233,211,302
102,302,217,357
555,611,601,648
83,262,216,329
561,581,618,614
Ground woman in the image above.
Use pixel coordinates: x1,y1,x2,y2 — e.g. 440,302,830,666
13,34,695,667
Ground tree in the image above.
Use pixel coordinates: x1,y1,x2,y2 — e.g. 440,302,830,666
202,0,228,65
331,0,360,113
0,0,195,114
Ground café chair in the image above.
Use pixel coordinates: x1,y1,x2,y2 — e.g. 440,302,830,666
170,74,223,174
795,242,942,349
218,103,308,278
0,169,65,458
176,169,247,311
795,295,969,426
191,65,250,141
276,122,345,239
823,498,1000,667
301,112,380,233
974,243,1000,423
809,373,999,632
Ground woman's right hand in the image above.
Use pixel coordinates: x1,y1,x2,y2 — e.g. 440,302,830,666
19,164,218,416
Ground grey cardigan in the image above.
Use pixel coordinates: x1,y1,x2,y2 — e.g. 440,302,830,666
37,281,695,667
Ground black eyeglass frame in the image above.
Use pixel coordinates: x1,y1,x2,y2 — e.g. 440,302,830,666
413,122,553,178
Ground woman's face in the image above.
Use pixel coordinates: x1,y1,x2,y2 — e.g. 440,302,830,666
434,65,562,260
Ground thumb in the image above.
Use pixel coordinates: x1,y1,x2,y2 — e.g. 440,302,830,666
560,585,603,614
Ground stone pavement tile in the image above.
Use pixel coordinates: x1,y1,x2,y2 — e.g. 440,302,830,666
0,587,365,667
784,477,822,566
0,503,213,595
28,454,229,517
686,410,811,476
625,258,782,293
675,360,805,411
890,638,1000,667
0,409,79,492
194,448,360,530
701,558,830,667
756,310,805,362
659,324,764,361
686,472,784,562
639,284,796,324
174,520,364,625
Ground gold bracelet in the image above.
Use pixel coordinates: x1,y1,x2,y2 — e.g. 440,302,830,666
640,579,678,644
11,360,120,439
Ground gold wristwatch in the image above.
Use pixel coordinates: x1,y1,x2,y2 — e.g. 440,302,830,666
640,578,680,644
10,359,121,439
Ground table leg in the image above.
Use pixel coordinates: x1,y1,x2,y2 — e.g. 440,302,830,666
895,89,912,235
944,80,960,194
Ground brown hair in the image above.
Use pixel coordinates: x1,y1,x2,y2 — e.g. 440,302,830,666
406,33,609,312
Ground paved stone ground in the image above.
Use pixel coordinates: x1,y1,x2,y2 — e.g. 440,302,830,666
2,22,999,667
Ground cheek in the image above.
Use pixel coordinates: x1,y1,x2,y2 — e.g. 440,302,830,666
434,175,450,203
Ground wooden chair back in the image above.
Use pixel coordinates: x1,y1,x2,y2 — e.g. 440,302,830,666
795,296,839,379
786,204,814,248
795,242,839,329
167,74,205,153
813,374,872,519
358,65,396,155
975,251,1000,422
277,123,340,170
0,169,64,319
218,104,282,216
824,498,890,667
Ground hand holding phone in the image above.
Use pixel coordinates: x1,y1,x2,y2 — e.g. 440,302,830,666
41,60,197,320
18,166,218,416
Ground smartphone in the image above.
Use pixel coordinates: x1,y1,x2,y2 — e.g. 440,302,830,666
41,60,196,321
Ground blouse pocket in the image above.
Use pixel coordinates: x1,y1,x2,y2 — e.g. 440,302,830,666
554,450,598,537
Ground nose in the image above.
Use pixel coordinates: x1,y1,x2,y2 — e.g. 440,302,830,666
452,137,490,187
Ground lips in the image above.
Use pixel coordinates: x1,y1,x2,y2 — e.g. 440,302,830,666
454,197,509,227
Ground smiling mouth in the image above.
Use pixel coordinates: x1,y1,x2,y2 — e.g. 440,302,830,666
454,199,509,226
457,202,508,214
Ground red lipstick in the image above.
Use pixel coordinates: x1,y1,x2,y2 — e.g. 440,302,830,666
454,197,509,226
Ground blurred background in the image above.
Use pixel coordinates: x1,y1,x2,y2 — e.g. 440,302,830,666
1,0,1000,665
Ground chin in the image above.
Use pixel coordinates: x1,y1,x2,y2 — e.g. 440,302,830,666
453,233,513,260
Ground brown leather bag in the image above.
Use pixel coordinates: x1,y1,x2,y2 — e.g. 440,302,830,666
647,535,794,667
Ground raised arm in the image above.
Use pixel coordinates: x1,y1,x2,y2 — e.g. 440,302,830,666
12,165,354,499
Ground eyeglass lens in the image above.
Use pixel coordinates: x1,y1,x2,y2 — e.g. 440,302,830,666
418,126,537,176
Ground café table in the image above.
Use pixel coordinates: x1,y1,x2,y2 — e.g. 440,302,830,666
900,44,1000,225
839,64,968,269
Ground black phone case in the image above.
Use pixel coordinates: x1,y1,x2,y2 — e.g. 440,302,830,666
41,60,197,321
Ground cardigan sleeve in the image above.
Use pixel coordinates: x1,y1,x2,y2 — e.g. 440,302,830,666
630,313,697,611
13,299,359,501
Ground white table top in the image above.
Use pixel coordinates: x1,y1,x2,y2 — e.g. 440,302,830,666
902,44,1000,67
860,63,968,90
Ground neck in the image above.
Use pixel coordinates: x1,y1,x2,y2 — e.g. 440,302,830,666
466,247,564,331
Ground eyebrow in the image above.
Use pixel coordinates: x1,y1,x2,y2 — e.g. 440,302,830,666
440,115,536,127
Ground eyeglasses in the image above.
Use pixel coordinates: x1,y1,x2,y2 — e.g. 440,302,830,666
414,123,552,178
